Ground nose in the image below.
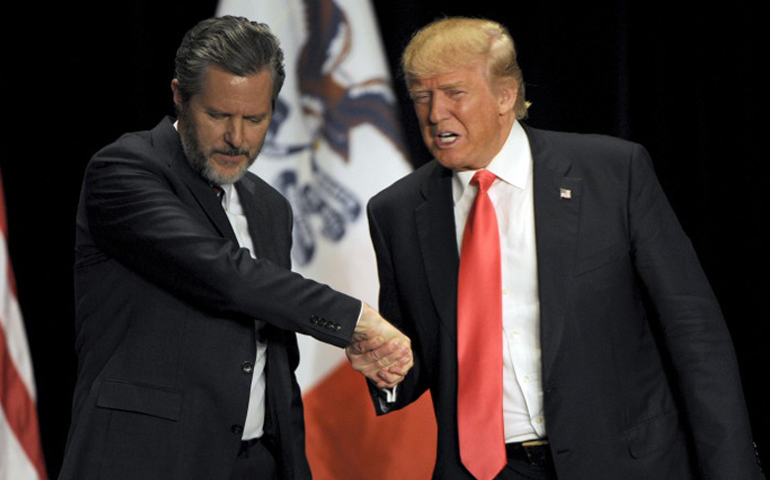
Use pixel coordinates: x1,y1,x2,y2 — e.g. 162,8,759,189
224,117,244,148
428,96,449,125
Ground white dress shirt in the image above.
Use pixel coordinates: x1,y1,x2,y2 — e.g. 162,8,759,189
219,184,268,441
453,121,546,443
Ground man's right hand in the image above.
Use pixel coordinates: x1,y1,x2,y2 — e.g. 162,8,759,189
346,303,413,389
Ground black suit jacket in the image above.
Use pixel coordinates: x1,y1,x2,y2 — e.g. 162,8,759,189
59,117,361,480
367,124,763,479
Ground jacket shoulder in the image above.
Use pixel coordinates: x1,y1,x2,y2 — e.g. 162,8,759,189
527,126,642,158
370,160,447,208
87,118,179,174
525,125,654,182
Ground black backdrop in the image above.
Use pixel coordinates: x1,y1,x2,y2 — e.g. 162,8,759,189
1,0,767,477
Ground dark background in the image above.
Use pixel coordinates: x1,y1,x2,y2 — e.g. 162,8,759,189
1,0,767,477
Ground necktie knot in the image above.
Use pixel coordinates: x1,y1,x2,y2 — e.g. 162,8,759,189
471,170,496,194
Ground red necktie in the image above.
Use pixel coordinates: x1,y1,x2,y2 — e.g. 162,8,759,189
457,170,506,480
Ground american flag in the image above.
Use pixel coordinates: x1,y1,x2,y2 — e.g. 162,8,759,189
0,167,48,480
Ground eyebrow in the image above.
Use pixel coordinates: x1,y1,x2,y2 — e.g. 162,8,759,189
409,82,468,96
204,107,270,120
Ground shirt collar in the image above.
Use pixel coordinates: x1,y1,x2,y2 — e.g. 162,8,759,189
220,183,235,210
452,121,532,204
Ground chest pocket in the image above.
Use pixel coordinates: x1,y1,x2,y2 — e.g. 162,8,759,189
97,378,182,421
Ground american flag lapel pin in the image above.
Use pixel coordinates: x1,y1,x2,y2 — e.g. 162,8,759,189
560,188,572,200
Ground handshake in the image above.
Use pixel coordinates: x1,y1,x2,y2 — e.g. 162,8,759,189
345,303,414,389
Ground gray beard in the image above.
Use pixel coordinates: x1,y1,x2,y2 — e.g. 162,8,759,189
177,107,259,185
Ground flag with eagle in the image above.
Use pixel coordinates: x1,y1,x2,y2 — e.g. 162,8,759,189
215,0,435,478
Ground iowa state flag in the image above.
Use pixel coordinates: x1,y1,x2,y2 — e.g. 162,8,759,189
215,0,435,477
0,167,48,480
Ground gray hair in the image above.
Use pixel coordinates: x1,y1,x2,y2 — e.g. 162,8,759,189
174,15,286,104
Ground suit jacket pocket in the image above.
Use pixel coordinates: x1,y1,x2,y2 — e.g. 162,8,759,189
97,378,182,421
624,409,684,458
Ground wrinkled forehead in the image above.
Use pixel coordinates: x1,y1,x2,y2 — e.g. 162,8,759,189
410,63,490,92
405,53,490,89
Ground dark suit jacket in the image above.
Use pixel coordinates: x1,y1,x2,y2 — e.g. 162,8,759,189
367,124,763,480
59,117,361,480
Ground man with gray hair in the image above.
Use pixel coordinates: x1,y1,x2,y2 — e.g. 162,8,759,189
60,16,411,480
348,16,763,480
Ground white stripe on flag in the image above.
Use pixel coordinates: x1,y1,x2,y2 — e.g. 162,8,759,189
0,408,39,480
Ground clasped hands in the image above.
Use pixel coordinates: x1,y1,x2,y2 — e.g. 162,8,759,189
346,303,413,389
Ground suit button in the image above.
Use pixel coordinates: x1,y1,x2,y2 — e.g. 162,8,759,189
242,361,254,374
310,315,319,324
231,425,243,435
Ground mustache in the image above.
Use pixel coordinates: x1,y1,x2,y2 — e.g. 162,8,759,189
212,147,251,157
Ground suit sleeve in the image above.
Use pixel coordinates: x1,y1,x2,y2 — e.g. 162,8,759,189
365,200,430,414
628,144,764,479
81,136,361,348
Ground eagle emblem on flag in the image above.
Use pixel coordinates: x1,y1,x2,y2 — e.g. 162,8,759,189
262,0,407,266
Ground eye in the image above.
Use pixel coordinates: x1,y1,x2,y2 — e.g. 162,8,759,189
412,92,431,104
447,89,466,99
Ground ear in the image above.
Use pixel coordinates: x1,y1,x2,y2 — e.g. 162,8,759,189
171,79,182,108
496,81,517,116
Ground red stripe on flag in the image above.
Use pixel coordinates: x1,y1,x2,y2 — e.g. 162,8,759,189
0,322,48,480
303,363,437,479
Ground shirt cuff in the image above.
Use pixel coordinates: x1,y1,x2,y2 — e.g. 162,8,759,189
355,301,364,326
376,386,397,413
381,384,398,404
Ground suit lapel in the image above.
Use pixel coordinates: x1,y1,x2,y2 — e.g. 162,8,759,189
526,126,582,386
192,179,238,244
415,165,460,340
235,178,277,262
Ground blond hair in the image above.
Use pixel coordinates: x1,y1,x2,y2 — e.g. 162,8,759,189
402,17,529,119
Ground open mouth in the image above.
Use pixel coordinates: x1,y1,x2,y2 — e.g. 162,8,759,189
436,132,459,145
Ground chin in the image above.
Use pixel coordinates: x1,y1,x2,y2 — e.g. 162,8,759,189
204,163,249,185
435,154,463,170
